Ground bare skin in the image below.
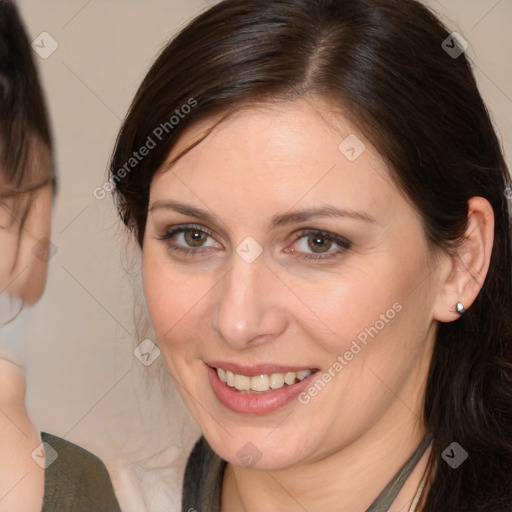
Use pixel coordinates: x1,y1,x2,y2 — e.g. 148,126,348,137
0,144,53,304
0,359,45,511
0,145,53,511
142,98,494,511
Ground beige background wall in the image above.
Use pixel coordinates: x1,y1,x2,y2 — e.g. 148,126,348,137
12,1,512,511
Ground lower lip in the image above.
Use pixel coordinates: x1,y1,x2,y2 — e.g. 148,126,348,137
207,365,317,414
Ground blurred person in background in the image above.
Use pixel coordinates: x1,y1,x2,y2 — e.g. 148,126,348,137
0,1,121,510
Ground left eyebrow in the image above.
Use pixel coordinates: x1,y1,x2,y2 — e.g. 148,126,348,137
268,206,377,230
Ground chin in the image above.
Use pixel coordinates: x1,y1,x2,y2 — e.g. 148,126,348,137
206,425,315,471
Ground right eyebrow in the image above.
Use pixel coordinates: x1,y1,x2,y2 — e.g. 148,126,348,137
148,199,219,225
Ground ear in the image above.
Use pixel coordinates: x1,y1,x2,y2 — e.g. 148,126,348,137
0,186,53,306
433,197,494,322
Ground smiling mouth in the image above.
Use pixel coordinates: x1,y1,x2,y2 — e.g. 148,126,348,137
215,367,318,393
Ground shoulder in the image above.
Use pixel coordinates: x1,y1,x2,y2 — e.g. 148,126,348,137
41,432,121,512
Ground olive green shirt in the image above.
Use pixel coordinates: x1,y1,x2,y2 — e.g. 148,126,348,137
41,432,121,512
181,434,434,512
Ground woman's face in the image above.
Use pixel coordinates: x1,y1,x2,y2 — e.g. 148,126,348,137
142,99,445,470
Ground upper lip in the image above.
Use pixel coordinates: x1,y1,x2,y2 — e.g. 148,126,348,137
206,361,318,377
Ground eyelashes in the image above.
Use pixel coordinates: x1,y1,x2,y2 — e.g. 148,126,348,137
157,224,352,261
157,224,220,256
288,229,351,260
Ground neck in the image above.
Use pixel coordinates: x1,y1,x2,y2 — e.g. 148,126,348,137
223,406,432,512
0,357,27,407
0,357,45,512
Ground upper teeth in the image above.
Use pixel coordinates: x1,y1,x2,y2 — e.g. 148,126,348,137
216,368,312,392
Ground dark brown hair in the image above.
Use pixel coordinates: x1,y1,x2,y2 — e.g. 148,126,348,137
110,0,512,509
0,0,55,199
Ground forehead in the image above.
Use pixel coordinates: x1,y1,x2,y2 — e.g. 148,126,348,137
149,99,398,220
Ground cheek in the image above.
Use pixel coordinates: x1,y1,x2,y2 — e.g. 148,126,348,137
295,246,432,369
141,249,211,350
286,264,408,355
0,231,18,290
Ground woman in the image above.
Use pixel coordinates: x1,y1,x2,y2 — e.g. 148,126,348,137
110,0,512,510
0,1,121,510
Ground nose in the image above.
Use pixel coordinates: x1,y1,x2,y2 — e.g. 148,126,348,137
211,256,288,349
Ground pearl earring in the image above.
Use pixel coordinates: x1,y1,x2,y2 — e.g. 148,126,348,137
456,302,466,316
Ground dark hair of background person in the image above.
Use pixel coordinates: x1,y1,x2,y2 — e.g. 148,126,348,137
110,0,512,509
0,0,55,201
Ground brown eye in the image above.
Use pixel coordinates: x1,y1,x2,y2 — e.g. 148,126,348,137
287,229,351,260
184,229,209,247
159,225,221,254
307,234,333,253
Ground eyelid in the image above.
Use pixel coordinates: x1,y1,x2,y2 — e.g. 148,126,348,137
158,223,216,241
292,229,351,248
287,229,352,260
157,223,224,256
